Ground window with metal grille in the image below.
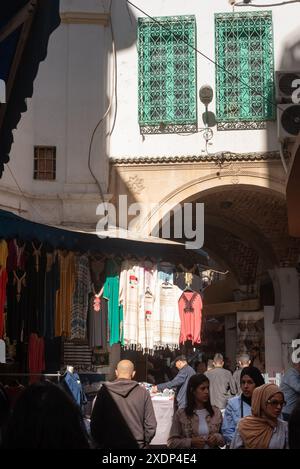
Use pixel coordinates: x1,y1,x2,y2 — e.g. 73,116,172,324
34,146,56,180
215,11,275,130
138,15,197,134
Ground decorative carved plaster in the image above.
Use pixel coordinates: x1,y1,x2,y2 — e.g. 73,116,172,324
126,175,145,194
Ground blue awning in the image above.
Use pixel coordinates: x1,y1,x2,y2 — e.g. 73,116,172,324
0,0,60,176
0,209,208,266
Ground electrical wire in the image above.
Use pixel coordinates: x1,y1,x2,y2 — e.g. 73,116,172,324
108,0,118,137
126,0,295,123
6,163,47,222
236,1,300,6
87,0,116,204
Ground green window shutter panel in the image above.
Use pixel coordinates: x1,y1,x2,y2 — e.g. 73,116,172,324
215,11,275,124
138,16,197,134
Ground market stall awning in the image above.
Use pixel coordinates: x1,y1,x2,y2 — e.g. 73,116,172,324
0,0,60,177
0,209,208,266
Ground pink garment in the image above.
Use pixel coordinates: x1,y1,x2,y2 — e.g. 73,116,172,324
178,291,203,344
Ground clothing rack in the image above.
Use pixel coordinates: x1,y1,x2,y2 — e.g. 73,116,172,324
0,372,62,382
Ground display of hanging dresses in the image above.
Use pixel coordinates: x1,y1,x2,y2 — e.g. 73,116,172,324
26,241,46,337
6,239,26,272
119,260,144,349
55,251,75,337
153,280,182,350
103,258,123,346
6,269,28,342
138,261,157,352
43,251,60,339
88,257,108,348
28,333,45,383
71,254,92,340
0,239,8,269
178,290,203,344
0,266,7,339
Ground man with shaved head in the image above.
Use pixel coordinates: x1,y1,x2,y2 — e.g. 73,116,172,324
91,360,157,448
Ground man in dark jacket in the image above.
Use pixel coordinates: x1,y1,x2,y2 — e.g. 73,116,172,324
152,355,195,409
91,360,157,448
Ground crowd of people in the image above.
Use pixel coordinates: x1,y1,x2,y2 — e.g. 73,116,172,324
0,352,300,449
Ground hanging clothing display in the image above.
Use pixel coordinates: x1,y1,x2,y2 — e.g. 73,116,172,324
6,239,26,272
178,290,203,344
6,269,28,342
138,261,157,352
157,262,174,283
43,251,60,339
0,266,7,339
55,251,75,337
88,292,108,348
71,254,92,340
88,256,108,348
119,260,144,349
26,241,46,336
28,333,45,383
175,271,202,292
103,258,123,346
62,370,87,407
0,239,8,269
153,281,182,350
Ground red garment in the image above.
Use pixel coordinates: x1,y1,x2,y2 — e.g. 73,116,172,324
28,333,45,383
178,291,203,344
0,268,8,338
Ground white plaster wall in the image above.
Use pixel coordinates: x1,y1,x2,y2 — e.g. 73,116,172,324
110,0,300,158
264,305,283,374
0,0,110,224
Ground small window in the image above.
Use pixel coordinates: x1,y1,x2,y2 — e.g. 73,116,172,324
34,146,56,180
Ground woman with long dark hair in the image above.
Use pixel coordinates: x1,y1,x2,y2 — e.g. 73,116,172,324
222,366,265,445
167,374,224,449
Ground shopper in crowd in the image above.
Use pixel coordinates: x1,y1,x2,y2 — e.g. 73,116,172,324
205,353,236,414
230,383,288,449
232,354,251,395
206,359,214,372
280,360,300,421
222,366,265,445
167,374,224,449
249,346,265,373
288,399,300,449
91,360,156,449
2,381,89,449
194,361,207,374
152,355,195,409
0,384,10,447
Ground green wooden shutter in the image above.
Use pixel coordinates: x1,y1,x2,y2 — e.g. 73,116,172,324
138,16,197,134
215,11,275,127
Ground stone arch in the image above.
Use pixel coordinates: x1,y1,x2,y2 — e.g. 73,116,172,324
138,172,285,236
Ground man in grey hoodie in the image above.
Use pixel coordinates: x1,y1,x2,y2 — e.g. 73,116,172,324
91,360,157,448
